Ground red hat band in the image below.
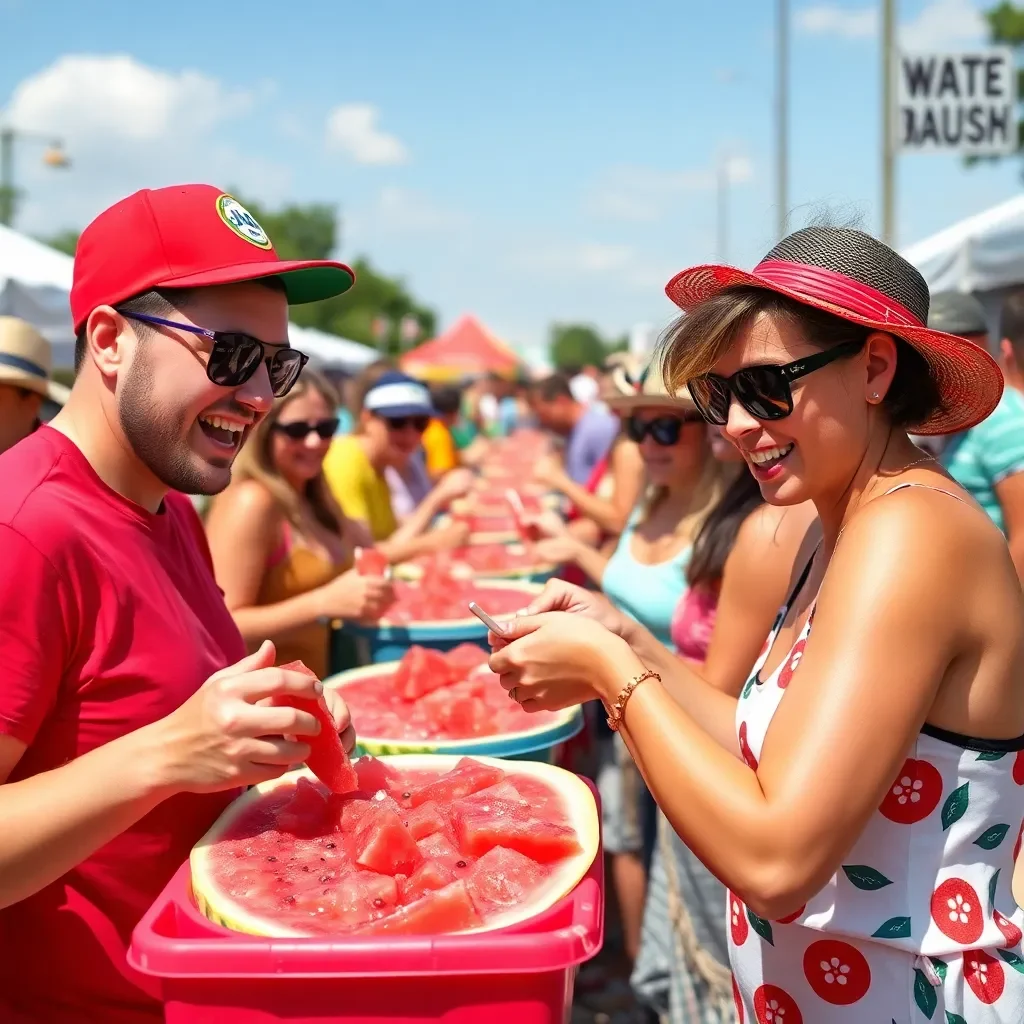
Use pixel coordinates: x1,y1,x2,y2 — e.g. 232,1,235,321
752,260,923,329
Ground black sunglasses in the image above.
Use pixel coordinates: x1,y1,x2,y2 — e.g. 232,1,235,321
120,312,309,398
382,415,430,432
687,340,865,425
272,417,339,440
625,413,702,446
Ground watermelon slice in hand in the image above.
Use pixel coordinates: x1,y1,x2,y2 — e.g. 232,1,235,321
275,660,358,794
356,547,389,577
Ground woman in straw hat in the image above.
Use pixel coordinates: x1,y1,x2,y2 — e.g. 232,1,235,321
0,316,70,456
489,227,1024,1021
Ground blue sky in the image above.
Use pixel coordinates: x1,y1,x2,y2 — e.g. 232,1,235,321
1,0,1021,362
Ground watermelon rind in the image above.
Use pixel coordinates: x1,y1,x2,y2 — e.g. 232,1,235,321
324,661,584,759
189,755,599,939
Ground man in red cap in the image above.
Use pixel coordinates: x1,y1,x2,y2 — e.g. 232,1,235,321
0,185,357,1022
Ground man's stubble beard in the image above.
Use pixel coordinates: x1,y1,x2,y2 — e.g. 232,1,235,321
117,349,233,497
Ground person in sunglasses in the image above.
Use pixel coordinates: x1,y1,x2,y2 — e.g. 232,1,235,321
488,226,1024,1022
0,185,362,1022
323,367,471,561
205,370,395,678
536,365,734,1003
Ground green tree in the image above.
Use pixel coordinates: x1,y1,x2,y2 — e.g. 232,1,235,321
234,193,436,354
548,323,621,369
980,3,1024,163
38,229,79,256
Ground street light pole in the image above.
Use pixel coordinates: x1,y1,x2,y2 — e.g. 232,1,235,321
717,157,730,263
0,127,70,228
0,129,14,228
776,0,789,240
881,0,897,245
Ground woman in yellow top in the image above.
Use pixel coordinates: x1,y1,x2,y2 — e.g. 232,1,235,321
205,371,394,678
322,369,471,561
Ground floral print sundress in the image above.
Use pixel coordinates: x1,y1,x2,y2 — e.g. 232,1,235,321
731,486,1024,1023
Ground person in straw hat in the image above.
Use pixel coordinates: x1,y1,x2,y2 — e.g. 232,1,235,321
0,316,70,455
489,226,1024,1021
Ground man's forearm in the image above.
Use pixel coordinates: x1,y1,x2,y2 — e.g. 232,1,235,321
0,723,175,909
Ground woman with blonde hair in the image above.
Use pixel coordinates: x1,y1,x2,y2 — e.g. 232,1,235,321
206,370,394,678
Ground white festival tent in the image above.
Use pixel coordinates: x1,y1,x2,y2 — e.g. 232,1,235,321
0,223,376,373
903,195,1024,344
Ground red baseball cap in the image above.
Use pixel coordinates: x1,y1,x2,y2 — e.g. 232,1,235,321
70,184,355,334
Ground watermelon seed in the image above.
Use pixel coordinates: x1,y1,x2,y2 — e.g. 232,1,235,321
325,842,336,849
266,856,278,862
402,792,411,799
301,865,310,872
319,875,332,883
373,898,386,908
456,860,467,868
320,856,326,862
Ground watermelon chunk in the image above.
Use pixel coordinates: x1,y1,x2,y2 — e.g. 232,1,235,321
353,807,423,876
352,880,481,935
276,776,329,836
465,847,545,909
394,646,454,701
446,643,489,676
331,872,399,928
454,804,581,863
354,755,403,797
276,660,358,795
408,758,505,808
404,800,450,841
356,548,389,577
402,859,456,902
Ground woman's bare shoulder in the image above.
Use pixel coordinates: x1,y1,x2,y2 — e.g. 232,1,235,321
208,479,282,534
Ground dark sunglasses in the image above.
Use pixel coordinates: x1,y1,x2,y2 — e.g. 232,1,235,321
687,340,865,425
272,417,339,440
625,413,702,446
120,312,308,398
382,415,430,432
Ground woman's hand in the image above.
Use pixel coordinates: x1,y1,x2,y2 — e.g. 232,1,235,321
487,612,631,711
533,454,568,491
533,536,580,565
520,510,568,541
505,578,637,642
316,568,395,621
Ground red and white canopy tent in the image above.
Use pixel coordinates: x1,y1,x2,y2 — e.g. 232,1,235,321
400,314,524,382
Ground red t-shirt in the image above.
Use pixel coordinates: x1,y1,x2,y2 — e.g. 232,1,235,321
0,427,246,1022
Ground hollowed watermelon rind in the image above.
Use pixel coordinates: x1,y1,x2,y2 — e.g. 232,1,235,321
346,579,544,636
189,755,599,939
326,661,584,759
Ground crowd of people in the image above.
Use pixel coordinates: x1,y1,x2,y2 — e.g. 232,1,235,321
2,184,1024,1024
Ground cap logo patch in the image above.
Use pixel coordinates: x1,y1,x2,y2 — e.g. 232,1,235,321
215,194,273,250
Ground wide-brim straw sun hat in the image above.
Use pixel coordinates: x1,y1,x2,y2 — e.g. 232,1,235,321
664,226,1002,435
0,316,70,405
604,356,698,415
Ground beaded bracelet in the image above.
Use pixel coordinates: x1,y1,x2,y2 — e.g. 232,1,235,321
604,669,660,731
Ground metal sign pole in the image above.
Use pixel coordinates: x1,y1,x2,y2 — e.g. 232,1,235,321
776,0,789,241
881,0,897,245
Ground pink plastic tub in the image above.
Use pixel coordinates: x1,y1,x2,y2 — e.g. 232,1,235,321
128,787,604,1023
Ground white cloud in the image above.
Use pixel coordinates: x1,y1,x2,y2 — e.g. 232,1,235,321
5,53,254,142
587,157,754,223
901,0,986,49
325,103,408,165
796,0,986,47
1,54,291,235
796,5,877,39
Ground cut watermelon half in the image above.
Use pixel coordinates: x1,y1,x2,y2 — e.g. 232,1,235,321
189,754,598,938
275,660,358,795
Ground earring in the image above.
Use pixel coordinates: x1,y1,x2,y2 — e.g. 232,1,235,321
870,393,879,401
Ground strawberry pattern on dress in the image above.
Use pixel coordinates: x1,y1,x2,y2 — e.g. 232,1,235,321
730,569,1024,1023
